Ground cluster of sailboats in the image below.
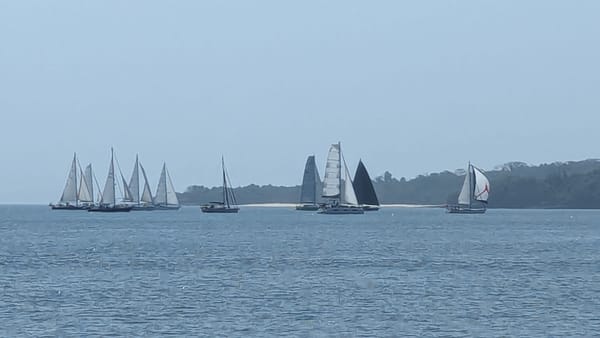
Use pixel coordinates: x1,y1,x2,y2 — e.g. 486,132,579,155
51,142,491,215
296,142,490,214
50,149,180,212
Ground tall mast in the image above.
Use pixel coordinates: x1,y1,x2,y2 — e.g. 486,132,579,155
468,161,473,209
313,155,317,205
74,153,79,207
338,142,342,204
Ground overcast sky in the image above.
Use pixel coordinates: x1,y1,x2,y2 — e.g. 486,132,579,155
1,1,599,203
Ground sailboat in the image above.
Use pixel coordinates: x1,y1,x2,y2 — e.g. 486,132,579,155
318,142,364,214
353,160,380,211
447,162,490,214
153,163,180,210
296,155,321,211
201,157,239,213
125,155,155,211
51,153,89,210
77,163,95,209
88,149,133,212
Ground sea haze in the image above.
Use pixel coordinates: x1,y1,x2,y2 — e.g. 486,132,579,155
1,205,599,336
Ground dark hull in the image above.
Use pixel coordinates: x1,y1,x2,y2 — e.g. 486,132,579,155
88,205,133,212
50,205,89,210
296,204,320,211
318,206,364,215
153,205,180,211
446,205,486,214
201,206,239,213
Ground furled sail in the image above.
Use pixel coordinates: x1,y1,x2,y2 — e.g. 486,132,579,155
473,166,490,203
60,154,78,203
299,155,318,204
352,160,379,206
322,143,341,198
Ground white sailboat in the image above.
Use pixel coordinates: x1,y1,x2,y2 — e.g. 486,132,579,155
88,148,133,212
77,163,94,208
447,162,490,214
126,155,155,210
318,142,364,214
51,153,89,210
153,163,180,210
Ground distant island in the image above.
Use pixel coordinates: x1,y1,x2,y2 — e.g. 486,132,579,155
178,159,600,209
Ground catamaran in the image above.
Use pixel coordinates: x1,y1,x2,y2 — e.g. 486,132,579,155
318,142,364,214
153,163,180,210
201,157,239,213
51,153,92,210
88,148,133,212
296,155,321,211
447,162,490,214
353,159,380,211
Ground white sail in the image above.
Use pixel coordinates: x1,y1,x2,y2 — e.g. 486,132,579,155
473,166,490,202
121,176,133,202
139,162,153,203
128,156,140,204
457,167,471,205
84,164,94,203
165,166,179,206
342,158,359,205
154,163,179,206
78,167,93,203
60,154,78,203
322,143,341,198
101,151,116,205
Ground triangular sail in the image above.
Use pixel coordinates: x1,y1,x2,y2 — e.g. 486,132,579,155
341,155,359,205
221,157,238,208
457,166,471,205
84,164,94,203
139,162,153,203
78,166,93,203
473,166,490,203
154,164,168,205
165,166,179,206
121,176,133,202
299,155,318,204
322,143,341,198
352,160,379,206
128,156,140,204
100,150,116,205
60,153,78,204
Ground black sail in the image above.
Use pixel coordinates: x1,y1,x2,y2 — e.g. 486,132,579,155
299,155,318,203
352,160,379,206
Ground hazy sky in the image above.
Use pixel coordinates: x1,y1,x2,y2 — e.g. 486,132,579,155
1,1,599,203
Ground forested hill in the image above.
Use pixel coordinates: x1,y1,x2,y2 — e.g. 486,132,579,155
178,159,600,209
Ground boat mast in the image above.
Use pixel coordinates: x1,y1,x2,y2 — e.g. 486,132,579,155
313,155,317,205
74,153,79,207
468,161,473,209
338,142,342,205
222,156,229,207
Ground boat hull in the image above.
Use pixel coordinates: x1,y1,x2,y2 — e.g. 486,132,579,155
201,206,239,213
362,205,380,211
131,205,156,211
50,204,89,210
296,204,320,211
88,205,133,212
446,205,486,214
318,206,364,215
153,205,181,211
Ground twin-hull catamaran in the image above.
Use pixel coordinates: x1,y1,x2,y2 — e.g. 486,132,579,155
318,143,364,214
353,160,380,211
447,162,490,214
296,155,321,211
88,149,133,212
201,157,239,213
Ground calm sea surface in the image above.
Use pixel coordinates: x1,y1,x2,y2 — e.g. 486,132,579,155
0,205,599,337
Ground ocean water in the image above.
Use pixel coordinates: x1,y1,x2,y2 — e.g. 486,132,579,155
0,205,599,337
